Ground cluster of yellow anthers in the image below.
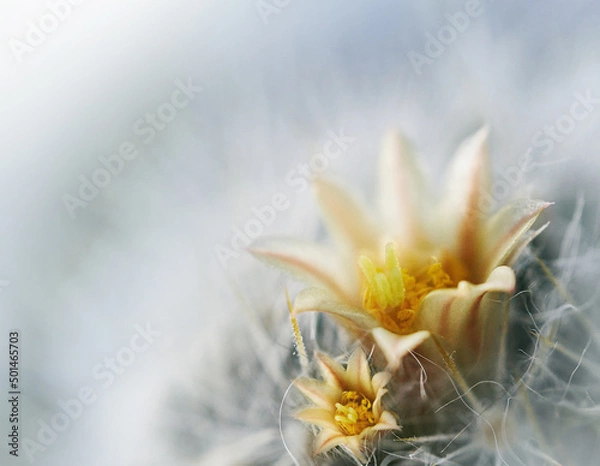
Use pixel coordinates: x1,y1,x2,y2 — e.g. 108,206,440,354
252,127,550,461
358,242,455,335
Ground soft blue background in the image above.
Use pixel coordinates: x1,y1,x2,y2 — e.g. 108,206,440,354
0,1,598,464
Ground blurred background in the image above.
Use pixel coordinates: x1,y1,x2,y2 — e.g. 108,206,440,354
0,0,599,464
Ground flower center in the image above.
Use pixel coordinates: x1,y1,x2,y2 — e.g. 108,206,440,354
358,243,454,334
334,390,376,436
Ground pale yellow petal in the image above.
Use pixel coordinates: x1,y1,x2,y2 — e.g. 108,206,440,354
440,126,490,279
417,266,515,358
501,222,549,267
293,287,380,330
371,410,400,431
344,348,373,398
315,352,346,391
371,371,392,395
378,130,427,245
371,327,431,370
482,199,551,275
314,178,380,254
336,435,367,463
295,378,341,409
249,238,353,301
371,386,388,419
295,407,338,431
313,430,348,455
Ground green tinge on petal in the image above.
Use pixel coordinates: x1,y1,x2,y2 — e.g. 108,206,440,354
294,287,380,331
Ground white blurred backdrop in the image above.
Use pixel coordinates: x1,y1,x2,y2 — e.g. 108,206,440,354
0,0,599,465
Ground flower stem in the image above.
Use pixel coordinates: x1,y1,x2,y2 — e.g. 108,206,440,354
286,289,309,372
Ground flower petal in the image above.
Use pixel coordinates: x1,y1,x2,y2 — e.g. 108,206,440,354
482,199,552,275
371,410,400,431
501,222,549,267
314,430,348,456
315,352,346,391
314,178,380,254
378,130,427,246
440,127,490,279
371,371,392,395
295,377,342,409
334,435,367,463
371,385,387,419
371,328,431,370
293,287,380,330
345,348,373,398
295,407,338,431
249,238,353,301
417,266,516,360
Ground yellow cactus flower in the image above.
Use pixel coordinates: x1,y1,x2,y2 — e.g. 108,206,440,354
252,127,550,370
294,348,399,462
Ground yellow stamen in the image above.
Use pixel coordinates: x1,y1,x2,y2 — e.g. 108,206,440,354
334,390,376,436
286,289,308,371
358,243,454,334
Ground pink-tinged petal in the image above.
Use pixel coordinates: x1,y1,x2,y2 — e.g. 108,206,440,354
371,411,400,431
440,127,491,279
371,328,431,370
315,352,346,391
249,238,353,301
313,178,381,254
295,407,338,431
294,287,380,330
313,430,348,456
345,348,373,398
417,266,516,359
482,199,552,275
378,130,427,246
295,378,342,409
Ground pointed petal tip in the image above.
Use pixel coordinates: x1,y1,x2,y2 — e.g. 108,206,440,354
475,124,490,139
293,287,380,329
371,328,431,370
374,410,401,431
311,176,381,253
457,125,490,159
382,129,408,152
